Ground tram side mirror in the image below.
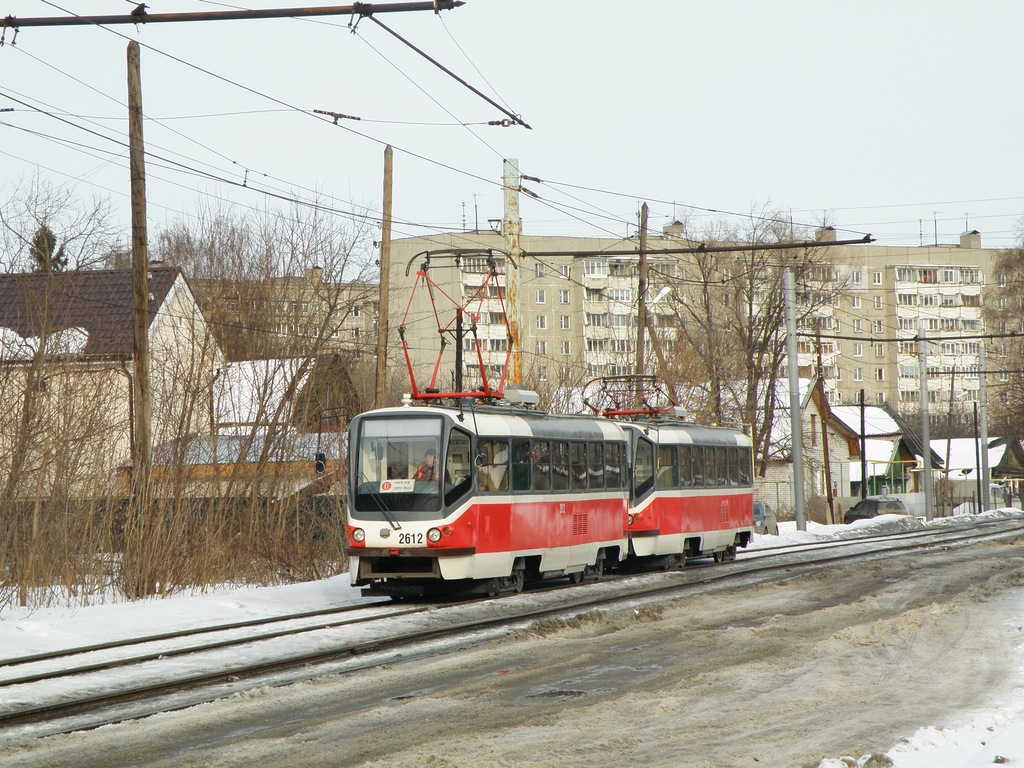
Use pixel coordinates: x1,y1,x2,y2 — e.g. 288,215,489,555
474,452,488,467
314,452,327,474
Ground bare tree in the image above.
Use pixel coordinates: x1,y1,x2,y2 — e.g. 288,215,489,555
659,208,841,475
0,175,121,273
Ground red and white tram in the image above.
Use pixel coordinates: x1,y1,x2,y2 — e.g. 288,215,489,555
344,395,754,597
345,397,631,597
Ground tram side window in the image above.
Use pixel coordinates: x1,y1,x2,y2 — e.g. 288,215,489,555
657,445,677,489
691,446,704,486
511,439,531,492
738,447,752,486
445,429,473,506
552,441,570,490
588,442,605,489
634,437,655,498
703,446,716,487
716,447,729,486
679,445,693,487
570,442,588,490
533,440,552,491
477,439,509,493
728,447,741,486
606,443,622,488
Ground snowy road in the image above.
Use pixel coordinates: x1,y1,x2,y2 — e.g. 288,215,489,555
4,515,1024,766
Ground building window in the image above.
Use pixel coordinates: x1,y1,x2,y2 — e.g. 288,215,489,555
584,260,607,277
873,271,882,285
853,319,862,333
559,289,570,304
560,315,571,330
536,263,545,278
538,366,548,381
876,392,886,405
851,296,861,309
537,315,547,330
873,296,882,309
875,368,885,381
536,289,546,304
562,341,571,355
874,343,884,357
854,343,863,357
536,340,547,355
854,367,863,381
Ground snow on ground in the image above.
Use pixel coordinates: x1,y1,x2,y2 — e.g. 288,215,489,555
3,511,1024,766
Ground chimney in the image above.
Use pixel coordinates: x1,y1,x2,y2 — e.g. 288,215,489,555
662,220,685,238
307,266,324,282
815,226,837,243
959,230,981,249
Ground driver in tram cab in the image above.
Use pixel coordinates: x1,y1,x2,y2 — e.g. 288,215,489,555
413,448,440,482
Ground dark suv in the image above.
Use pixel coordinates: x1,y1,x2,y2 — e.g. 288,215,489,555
843,497,908,524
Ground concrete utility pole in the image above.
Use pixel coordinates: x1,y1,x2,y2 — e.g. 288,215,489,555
979,342,991,510
374,145,393,410
127,41,151,507
784,269,806,530
918,330,935,521
503,158,523,385
815,322,835,523
635,203,649,384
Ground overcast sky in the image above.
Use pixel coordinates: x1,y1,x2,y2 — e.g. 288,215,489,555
3,1,1023,252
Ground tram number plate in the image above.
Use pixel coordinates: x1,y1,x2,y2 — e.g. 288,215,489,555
398,532,425,545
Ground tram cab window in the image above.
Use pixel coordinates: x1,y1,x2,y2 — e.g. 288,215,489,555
570,443,588,490
588,442,605,489
657,445,677,489
679,446,693,487
445,429,472,506
386,442,410,479
633,437,655,498
533,441,552,491
511,439,531,492
477,439,509,493
605,443,622,488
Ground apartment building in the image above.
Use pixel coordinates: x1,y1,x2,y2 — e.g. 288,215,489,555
816,229,991,411
389,228,1000,411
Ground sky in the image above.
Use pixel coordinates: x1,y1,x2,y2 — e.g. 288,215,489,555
2,1,1024,256
4,513,1024,765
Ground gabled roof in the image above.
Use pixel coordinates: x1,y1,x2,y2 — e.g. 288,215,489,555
0,267,181,357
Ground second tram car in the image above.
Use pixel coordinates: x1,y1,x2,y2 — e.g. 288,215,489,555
344,395,755,598
621,419,754,567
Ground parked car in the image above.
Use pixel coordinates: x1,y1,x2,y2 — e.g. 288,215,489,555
843,496,908,524
753,501,779,535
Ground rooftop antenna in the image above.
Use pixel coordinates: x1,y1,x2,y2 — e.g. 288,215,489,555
933,211,940,245
461,202,466,232
919,218,923,247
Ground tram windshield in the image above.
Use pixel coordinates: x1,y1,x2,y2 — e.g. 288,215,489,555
353,416,466,519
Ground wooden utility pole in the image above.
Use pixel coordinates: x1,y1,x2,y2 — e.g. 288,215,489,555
635,203,649,383
374,145,393,409
127,41,151,507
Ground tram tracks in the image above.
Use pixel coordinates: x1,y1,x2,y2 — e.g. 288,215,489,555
5,517,1024,737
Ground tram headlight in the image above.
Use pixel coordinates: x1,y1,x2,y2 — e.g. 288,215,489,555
628,514,635,526
351,528,365,543
427,528,442,543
